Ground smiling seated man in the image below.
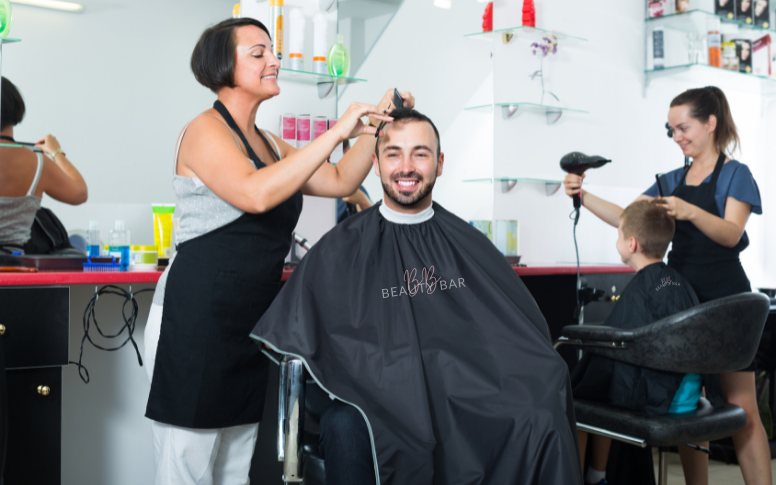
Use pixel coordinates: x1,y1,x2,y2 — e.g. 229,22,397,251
252,109,582,484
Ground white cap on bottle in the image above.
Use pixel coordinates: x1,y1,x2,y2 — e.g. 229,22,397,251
115,220,125,230
89,220,99,230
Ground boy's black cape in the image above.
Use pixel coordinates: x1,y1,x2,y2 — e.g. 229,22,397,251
251,202,581,485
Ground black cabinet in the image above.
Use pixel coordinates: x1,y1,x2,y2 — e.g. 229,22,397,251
0,287,69,369
5,367,62,485
0,287,69,485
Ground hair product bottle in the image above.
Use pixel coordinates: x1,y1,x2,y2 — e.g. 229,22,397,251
270,0,284,63
327,33,350,77
288,8,305,71
707,17,721,68
0,0,12,38
313,12,328,74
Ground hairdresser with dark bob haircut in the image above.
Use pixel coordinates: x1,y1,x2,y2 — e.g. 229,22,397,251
142,17,414,484
565,86,767,485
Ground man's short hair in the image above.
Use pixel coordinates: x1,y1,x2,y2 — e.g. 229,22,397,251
620,200,675,259
1,77,25,130
375,108,441,160
191,18,272,93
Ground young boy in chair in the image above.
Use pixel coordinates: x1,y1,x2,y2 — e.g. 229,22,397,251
572,200,714,485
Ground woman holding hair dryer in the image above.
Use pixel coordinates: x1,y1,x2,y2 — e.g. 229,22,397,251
143,17,414,485
564,86,767,485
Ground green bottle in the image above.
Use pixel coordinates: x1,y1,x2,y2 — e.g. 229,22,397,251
327,34,350,77
0,0,12,38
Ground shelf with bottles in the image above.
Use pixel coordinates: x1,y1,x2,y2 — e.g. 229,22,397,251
0,37,20,44
465,26,587,43
279,68,366,85
464,102,588,125
463,177,562,195
645,63,776,97
646,9,774,34
278,68,366,99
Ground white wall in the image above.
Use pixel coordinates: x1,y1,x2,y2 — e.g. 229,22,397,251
341,0,775,288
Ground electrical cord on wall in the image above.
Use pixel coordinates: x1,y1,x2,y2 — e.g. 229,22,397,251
70,285,152,383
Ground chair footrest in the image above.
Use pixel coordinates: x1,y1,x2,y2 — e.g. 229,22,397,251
575,398,746,447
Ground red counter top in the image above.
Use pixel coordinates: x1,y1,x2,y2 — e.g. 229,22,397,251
514,264,635,276
0,264,630,287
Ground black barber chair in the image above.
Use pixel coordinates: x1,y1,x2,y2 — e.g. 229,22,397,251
276,357,329,484
555,292,770,485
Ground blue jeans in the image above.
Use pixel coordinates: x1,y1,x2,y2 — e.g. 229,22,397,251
318,400,375,485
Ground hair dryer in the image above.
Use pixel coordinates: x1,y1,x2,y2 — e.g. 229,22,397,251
559,152,611,210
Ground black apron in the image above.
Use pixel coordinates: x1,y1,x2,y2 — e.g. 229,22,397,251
146,101,303,428
667,152,751,304
668,152,754,372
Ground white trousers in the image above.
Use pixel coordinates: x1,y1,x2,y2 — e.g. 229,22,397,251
145,303,260,485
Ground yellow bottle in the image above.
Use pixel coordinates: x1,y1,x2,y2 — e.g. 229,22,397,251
270,0,284,62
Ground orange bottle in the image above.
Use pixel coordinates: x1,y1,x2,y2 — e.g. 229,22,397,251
708,18,721,68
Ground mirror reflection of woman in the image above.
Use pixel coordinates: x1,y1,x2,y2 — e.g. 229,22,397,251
0,77,88,254
142,18,414,485
564,87,769,485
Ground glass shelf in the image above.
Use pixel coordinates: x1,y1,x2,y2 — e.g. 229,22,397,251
464,102,588,114
465,26,587,42
463,177,562,195
0,37,20,44
645,63,776,89
279,68,366,85
646,9,774,34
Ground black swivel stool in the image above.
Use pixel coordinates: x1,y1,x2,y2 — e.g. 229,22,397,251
555,292,771,485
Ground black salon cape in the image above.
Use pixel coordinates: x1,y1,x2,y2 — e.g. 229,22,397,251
572,262,713,416
251,202,581,485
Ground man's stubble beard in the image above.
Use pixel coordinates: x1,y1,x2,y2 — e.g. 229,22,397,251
381,168,437,209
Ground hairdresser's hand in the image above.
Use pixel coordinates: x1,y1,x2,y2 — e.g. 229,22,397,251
369,89,415,127
35,134,62,157
563,173,585,198
654,196,695,221
343,189,373,211
334,102,393,140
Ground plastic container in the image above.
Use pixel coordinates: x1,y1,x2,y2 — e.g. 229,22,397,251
469,220,492,240
296,115,311,149
83,256,121,273
130,245,158,265
313,12,328,74
492,220,519,256
129,263,158,272
312,116,328,140
270,0,284,62
0,0,12,38
109,220,130,272
707,18,721,68
152,204,176,257
281,114,297,147
328,33,350,77
87,220,101,257
288,8,305,71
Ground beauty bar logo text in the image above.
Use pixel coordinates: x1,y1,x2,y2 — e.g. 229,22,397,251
655,276,681,292
382,265,466,299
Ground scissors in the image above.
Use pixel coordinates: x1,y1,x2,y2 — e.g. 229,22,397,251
374,88,404,138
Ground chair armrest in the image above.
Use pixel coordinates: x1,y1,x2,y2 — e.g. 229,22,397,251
277,357,305,483
560,325,638,343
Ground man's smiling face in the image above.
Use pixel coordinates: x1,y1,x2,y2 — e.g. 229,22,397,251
373,118,444,213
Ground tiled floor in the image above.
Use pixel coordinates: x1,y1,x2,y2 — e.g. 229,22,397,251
652,451,776,484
